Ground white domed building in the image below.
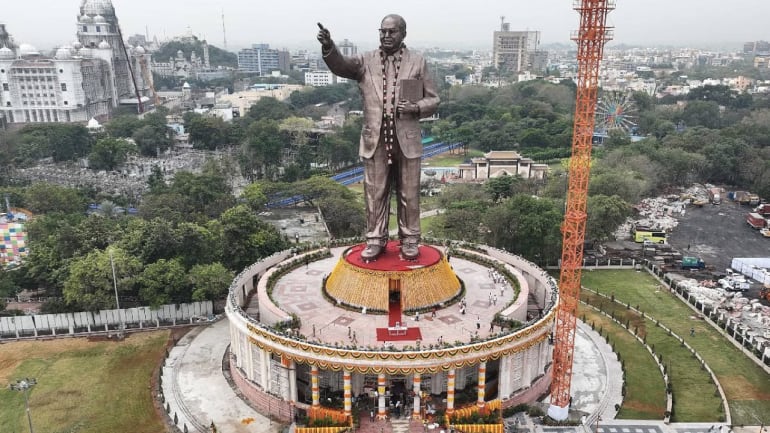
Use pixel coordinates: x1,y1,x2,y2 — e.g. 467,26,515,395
0,0,153,125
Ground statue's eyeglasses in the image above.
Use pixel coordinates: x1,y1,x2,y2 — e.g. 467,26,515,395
378,28,400,36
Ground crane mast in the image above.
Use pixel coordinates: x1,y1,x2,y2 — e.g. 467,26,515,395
547,0,614,421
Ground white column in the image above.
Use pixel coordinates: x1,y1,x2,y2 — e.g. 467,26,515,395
412,373,421,419
344,369,352,417
446,368,456,414
261,350,270,391
311,365,320,407
289,360,298,402
477,361,486,407
377,373,387,419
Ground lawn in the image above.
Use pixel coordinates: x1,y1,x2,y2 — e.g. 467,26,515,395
423,149,483,167
580,270,770,425
0,331,170,433
579,306,666,419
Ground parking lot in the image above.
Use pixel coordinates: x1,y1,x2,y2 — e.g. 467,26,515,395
665,200,770,301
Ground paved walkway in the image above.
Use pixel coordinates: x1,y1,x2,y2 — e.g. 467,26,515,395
161,319,281,433
269,249,516,349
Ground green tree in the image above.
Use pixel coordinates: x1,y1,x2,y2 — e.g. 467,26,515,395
186,115,230,150
482,194,562,264
23,183,87,214
88,137,135,171
63,248,142,310
247,96,293,121
189,262,233,301
241,182,268,211
586,194,631,241
175,222,221,268
240,119,284,180
138,258,189,307
485,175,521,202
169,162,235,219
106,115,145,138
132,124,173,157
218,205,288,271
13,124,94,163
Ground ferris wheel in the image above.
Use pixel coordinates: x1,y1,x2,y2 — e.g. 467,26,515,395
595,92,638,134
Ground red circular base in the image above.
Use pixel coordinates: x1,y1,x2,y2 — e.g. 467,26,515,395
346,240,442,271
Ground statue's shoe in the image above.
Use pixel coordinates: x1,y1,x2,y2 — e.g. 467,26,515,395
400,242,419,260
361,244,383,261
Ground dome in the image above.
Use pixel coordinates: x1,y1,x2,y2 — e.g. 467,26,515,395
55,46,73,60
78,47,93,57
97,39,110,49
72,41,83,49
134,45,146,55
93,15,107,23
182,82,191,89
0,46,14,60
80,0,115,16
87,117,102,129
79,14,93,23
18,43,39,57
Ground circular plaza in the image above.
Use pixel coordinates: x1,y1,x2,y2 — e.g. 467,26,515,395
225,241,559,422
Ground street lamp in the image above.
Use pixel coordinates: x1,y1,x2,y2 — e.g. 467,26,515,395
9,377,37,433
108,248,124,338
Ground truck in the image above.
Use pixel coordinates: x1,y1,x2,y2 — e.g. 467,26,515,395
708,187,723,204
748,194,761,206
755,203,770,217
733,191,752,205
681,256,706,269
747,212,767,229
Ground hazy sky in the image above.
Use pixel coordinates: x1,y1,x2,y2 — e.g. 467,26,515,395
2,0,768,52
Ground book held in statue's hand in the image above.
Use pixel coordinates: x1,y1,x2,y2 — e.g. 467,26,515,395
399,79,424,102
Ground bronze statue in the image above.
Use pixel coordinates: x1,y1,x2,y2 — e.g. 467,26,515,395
317,15,440,260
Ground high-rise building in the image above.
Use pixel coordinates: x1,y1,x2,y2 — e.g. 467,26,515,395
338,39,357,57
493,19,541,73
238,44,285,75
744,40,770,55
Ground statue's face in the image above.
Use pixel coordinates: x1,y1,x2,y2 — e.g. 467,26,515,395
379,16,405,53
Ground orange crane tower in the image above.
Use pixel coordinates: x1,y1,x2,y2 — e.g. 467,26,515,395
548,0,615,421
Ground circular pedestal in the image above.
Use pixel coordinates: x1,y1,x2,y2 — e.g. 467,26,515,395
325,241,461,311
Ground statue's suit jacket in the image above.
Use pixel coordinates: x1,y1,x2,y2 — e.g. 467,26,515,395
322,45,440,159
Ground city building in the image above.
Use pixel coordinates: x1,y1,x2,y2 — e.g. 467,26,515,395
492,19,543,73
457,151,549,181
337,39,357,57
304,70,335,87
743,40,770,55
238,44,289,75
153,44,211,79
0,0,152,125
76,0,152,105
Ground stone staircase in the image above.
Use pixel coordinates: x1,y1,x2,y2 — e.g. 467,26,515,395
356,412,425,433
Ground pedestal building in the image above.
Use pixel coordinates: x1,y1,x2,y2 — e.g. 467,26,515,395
225,242,558,422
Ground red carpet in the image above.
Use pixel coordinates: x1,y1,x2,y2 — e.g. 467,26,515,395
346,241,441,271
388,301,402,327
376,327,423,342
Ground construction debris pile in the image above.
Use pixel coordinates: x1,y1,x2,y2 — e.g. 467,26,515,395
673,276,770,358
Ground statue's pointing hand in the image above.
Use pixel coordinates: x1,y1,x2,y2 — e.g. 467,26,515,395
317,22,333,50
